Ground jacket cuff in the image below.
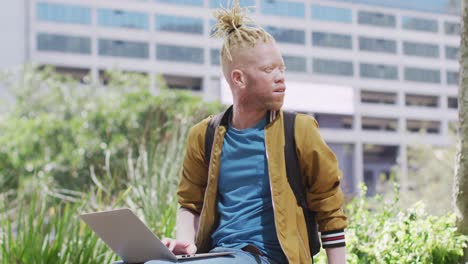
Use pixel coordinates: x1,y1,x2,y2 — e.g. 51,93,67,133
321,229,346,248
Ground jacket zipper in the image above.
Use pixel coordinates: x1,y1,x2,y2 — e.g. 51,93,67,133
264,129,288,261
197,127,219,249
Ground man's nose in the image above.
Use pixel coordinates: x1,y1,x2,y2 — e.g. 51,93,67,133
274,69,285,83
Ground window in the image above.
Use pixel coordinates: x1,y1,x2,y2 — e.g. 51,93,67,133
210,0,255,8
156,44,204,64
404,67,440,83
362,117,398,132
359,37,396,54
447,71,459,85
358,11,395,28
312,32,352,49
448,97,458,109
156,0,204,7
261,0,305,18
155,15,203,35
211,49,220,65
402,16,438,32
313,58,353,76
162,74,203,91
405,94,439,107
406,120,440,134
403,42,439,58
264,26,305,45
445,46,459,60
98,9,149,30
444,21,461,35
36,2,91,25
98,39,149,59
37,33,91,54
315,113,353,129
311,5,352,23
360,90,397,105
360,63,398,80
283,55,307,72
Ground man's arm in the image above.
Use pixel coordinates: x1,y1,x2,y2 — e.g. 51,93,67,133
162,208,200,255
176,207,200,243
326,247,346,264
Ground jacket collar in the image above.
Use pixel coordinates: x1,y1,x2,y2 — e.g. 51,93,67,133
219,105,280,127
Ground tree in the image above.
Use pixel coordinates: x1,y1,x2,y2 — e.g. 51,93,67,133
454,0,468,261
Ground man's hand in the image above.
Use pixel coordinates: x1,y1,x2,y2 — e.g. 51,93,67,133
161,238,197,255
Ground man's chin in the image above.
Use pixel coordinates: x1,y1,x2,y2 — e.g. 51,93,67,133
266,102,284,111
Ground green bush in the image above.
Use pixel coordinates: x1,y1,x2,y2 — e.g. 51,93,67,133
314,185,468,264
0,66,222,192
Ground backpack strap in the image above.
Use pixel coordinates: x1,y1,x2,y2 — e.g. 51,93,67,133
283,111,321,256
204,112,224,167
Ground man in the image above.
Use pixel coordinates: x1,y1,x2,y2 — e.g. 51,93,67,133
149,1,347,263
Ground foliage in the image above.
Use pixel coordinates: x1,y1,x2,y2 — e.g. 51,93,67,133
0,65,222,192
314,185,468,264
1,66,467,263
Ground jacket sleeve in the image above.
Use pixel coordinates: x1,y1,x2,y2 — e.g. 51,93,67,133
295,114,348,247
176,118,210,214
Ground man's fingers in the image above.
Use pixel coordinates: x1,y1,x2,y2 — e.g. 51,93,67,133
161,238,176,252
184,244,197,255
161,238,197,254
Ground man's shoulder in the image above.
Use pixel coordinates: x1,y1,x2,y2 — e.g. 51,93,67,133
293,112,319,129
189,116,212,136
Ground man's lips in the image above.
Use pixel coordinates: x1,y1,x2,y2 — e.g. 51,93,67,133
273,86,286,93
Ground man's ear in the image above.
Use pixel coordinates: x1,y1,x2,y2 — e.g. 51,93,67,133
231,69,245,89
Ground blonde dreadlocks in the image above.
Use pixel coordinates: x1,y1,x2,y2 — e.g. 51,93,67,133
211,0,274,64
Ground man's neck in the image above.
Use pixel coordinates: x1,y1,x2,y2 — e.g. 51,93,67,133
231,105,267,130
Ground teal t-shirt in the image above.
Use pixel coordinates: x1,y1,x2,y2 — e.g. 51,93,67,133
211,116,287,263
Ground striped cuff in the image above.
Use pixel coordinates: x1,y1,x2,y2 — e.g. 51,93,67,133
321,229,346,248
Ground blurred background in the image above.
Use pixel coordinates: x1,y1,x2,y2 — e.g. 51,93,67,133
1,0,462,199
0,0,466,263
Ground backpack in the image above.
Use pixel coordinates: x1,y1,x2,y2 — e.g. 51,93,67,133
204,110,321,257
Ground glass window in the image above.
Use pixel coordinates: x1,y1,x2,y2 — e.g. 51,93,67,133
402,16,438,32
98,39,149,59
362,117,398,132
329,0,459,15
359,37,396,54
361,90,397,105
403,41,439,58
313,58,353,76
445,46,459,60
155,0,204,7
448,97,458,109
447,70,459,85
312,32,352,49
211,49,220,65
360,63,398,80
283,55,307,72
264,26,305,45
404,67,440,83
358,11,395,28
261,0,305,18
406,119,440,134
36,2,91,25
37,33,91,54
444,21,461,35
155,14,203,35
405,94,439,107
311,5,352,23
210,0,255,8
156,44,204,64
97,9,149,30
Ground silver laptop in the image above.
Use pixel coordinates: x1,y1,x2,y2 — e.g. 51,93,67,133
80,208,232,263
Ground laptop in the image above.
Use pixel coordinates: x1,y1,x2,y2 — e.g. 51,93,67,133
80,208,233,263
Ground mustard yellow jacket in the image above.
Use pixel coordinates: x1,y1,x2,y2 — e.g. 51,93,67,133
177,109,347,263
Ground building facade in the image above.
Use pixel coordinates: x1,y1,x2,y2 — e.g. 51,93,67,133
1,0,461,196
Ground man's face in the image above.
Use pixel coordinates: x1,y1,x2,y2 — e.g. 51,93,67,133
233,41,286,111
